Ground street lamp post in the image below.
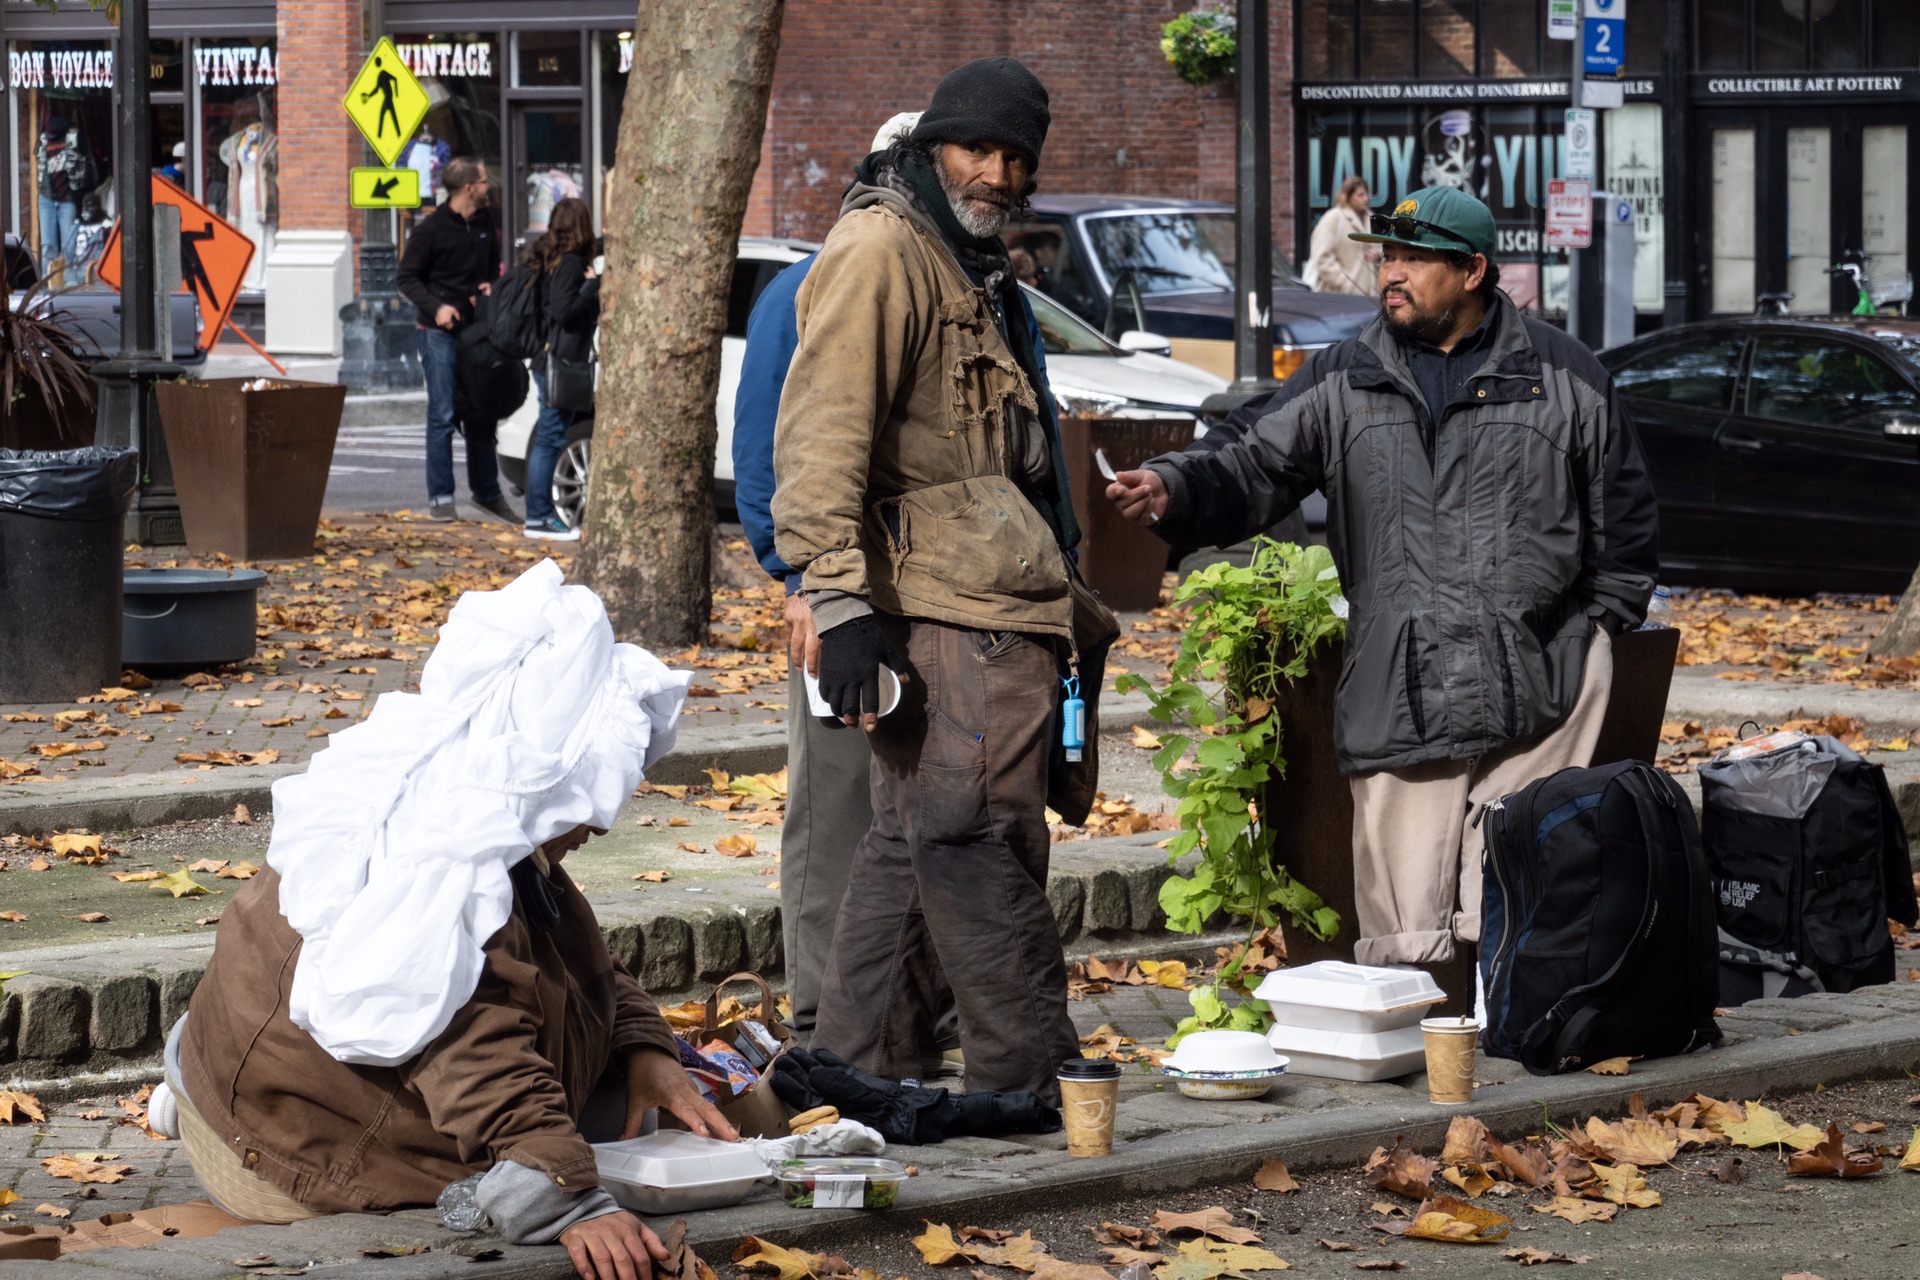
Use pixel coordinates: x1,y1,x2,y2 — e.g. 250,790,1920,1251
93,0,184,546
1201,0,1280,420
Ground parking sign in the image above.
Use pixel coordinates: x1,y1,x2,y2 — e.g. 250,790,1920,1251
1583,0,1626,77
1547,179,1593,250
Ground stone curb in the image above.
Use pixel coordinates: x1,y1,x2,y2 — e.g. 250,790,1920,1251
0,832,1222,1084
22,990,1920,1276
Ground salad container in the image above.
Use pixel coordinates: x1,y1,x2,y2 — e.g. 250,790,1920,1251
776,1157,908,1210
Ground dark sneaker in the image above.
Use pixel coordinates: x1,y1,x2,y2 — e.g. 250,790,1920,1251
428,499,457,522
472,494,521,526
525,516,581,542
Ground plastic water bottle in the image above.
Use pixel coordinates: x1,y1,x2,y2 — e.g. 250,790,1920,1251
1640,586,1673,630
437,1175,488,1231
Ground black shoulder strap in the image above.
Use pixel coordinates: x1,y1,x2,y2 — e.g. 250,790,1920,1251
1871,766,1918,927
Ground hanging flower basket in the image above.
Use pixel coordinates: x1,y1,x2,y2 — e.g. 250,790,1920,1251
1160,9,1237,87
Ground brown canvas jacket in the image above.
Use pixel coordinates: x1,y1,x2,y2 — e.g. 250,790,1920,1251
178,861,676,1214
771,189,1076,639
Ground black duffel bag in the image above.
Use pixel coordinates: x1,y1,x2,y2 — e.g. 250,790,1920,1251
1700,734,1918,1001
1479,760,1723,1075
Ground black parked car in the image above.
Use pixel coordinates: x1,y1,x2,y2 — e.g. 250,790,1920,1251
1599,317,1920,595
1004,196,1376,383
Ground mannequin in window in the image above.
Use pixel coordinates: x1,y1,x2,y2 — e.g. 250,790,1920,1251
404,126,444,207
35,114,93,273
220,96,278,289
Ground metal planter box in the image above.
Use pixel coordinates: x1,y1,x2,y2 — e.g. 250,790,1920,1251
155,378,346,560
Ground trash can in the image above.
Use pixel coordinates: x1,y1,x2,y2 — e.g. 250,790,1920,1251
1057,416,1197,612
123,568,268,671
0,447,138,702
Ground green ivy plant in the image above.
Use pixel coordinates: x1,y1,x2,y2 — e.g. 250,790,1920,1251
1159,9,1238,87
1116,538,1346,1044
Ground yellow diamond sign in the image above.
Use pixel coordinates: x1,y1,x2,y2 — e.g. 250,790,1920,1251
343,38,429,168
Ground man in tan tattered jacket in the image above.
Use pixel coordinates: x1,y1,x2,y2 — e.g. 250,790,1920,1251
772,58,1099,1104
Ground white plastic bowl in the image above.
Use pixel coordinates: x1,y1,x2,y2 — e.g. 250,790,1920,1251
1265,1023,1428,1082
1165,1030,1283,1074
593,1131,769,1214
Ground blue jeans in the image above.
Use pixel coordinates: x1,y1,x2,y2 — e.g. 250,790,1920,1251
37,197,77,271
418,326,501,505
525,368,577,525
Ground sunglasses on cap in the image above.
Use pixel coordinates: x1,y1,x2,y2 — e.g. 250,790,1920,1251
1368,213,1478,253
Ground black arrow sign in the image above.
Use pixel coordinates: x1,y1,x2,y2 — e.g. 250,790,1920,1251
370,176,399,200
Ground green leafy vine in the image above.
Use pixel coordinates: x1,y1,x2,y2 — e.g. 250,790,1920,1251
1116,538,1346,1043
1158,9,1238,88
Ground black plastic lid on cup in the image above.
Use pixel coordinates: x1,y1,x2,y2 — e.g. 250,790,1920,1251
1059,1058,1122,1081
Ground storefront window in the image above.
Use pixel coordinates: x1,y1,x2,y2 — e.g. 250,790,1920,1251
1696,0,1747,70
1756,0,1806,69
1862,126,1908,300
10,40,115,282
1811,0,1864,68
1626,0,1666,73
394,32,501,224
1603,104,1666,313
598,32,631,228
150,42,185,192
1359,0,1415,78
1480,0,1540,76
1711,127,1756,314
515,31,581,88
196,37,278,290
1301,0,1356,78
1872,3,1919,67
1420,0,1474,77
1785,127,1831,313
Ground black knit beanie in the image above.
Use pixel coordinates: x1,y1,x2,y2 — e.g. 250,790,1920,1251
909,57,1051,171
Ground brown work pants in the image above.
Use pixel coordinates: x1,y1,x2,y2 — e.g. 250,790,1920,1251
1347,626,1614,967
812,616,1078,1103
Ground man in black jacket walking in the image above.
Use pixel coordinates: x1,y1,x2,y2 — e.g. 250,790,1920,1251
397,157,517,524
1107,186,1659,970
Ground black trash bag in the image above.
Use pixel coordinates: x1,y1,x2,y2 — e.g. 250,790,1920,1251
0,447,137,520
771,1047,1061,1145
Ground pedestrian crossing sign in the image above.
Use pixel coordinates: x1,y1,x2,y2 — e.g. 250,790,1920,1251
344,38,429,167
351,167,422,210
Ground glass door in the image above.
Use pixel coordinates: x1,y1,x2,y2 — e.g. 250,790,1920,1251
509,103,584,248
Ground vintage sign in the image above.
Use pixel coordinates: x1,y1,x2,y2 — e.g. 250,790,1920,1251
350,167,423,210
394,41,495,79
194,45,277,87
97,177,256,352
344,37,430,168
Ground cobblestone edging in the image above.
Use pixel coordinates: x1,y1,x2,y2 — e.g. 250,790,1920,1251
0,835,1208,1086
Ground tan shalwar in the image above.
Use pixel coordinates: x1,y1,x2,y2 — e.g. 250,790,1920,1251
1347,626,1614,966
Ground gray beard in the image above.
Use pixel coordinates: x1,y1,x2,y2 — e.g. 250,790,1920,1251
934,156,1010,238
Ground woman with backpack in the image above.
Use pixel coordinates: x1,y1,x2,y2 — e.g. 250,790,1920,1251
523,198,599,541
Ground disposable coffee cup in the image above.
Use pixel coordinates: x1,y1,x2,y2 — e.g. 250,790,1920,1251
1421,1016,1479,1105
1058,1057,1122,1157
803,667,902,721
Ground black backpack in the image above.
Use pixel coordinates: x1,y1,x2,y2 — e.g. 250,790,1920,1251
1699,736,1918,1000
488,263,548,361
1479,760,1722,1076
454,294,529,425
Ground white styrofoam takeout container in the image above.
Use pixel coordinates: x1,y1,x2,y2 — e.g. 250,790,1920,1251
1264,1023,1429,1082
1251,961,1446,1034
592,1131,768,1214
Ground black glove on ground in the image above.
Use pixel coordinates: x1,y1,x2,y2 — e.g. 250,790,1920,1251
814,615,903,720
771,1047,1061,1145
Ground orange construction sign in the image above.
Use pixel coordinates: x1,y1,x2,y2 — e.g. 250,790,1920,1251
98,176,256,352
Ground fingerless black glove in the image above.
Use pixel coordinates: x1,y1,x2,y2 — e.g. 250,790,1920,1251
815,615,904,720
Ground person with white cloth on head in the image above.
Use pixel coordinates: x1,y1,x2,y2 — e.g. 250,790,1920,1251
164,561,735,1280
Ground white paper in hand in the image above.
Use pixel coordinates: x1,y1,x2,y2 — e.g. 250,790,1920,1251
1094,447,1119,481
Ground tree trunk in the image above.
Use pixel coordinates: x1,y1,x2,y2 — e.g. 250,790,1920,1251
1869,563,1920,659
574,0,784,647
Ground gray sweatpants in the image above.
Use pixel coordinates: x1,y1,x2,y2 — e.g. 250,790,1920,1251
782,668,874,1036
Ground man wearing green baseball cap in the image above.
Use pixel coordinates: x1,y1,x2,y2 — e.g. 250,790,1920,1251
1103,185,1658,976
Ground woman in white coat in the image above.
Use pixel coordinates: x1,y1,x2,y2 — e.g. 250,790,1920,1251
1304,176,1377,297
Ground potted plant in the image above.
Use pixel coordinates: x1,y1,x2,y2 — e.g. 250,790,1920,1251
154,376,349,560
0,280,99,451
1160,8,1237,87
1117,538,1346,1042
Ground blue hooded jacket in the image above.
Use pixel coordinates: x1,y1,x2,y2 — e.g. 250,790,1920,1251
730,254,1062,591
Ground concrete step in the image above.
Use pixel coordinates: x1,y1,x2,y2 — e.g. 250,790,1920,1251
0,832,1218,1088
